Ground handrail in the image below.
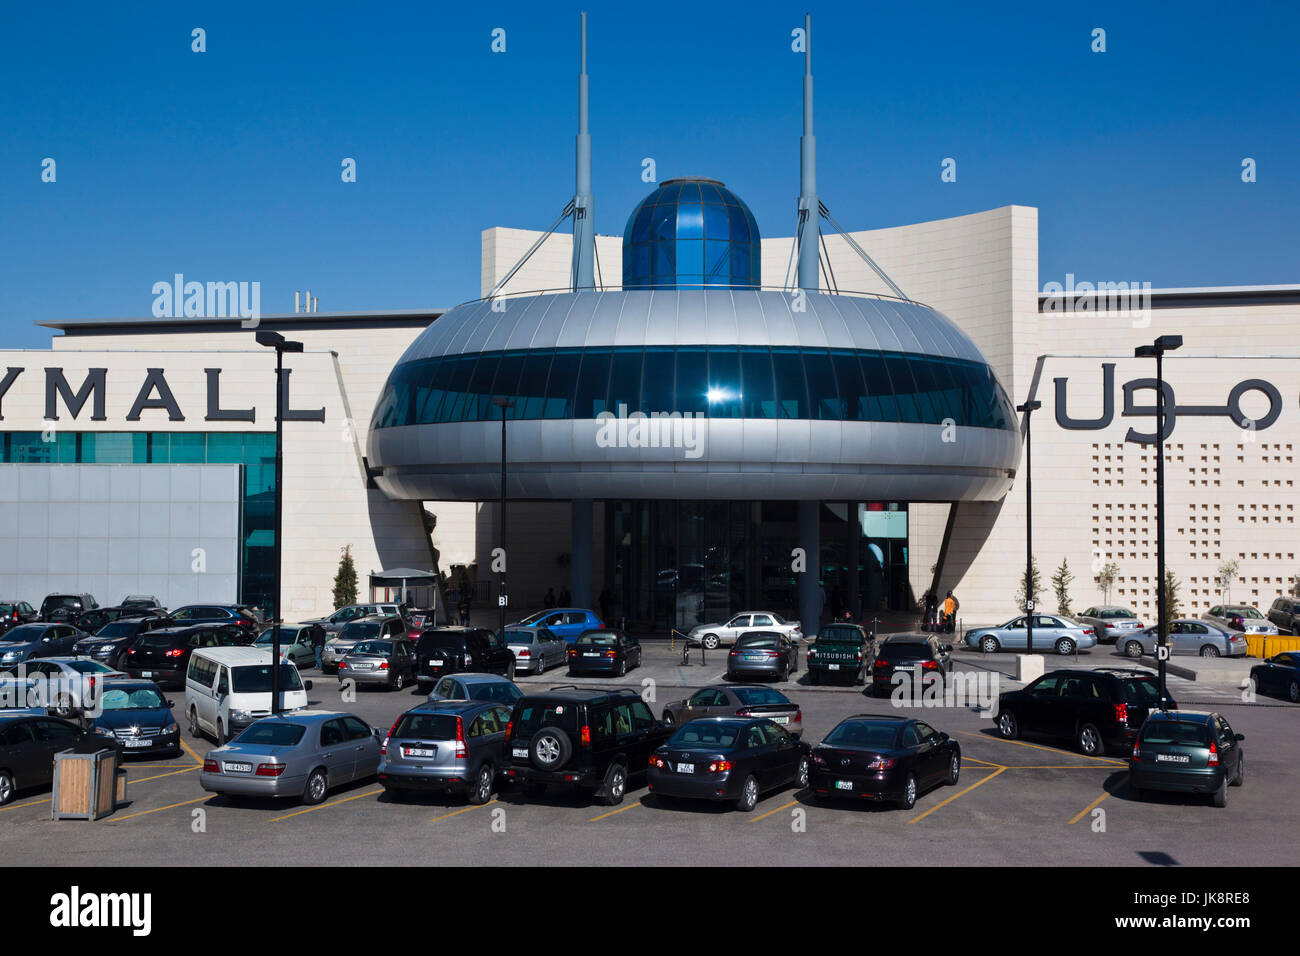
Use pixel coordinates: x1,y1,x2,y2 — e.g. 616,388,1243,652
465,284,928,308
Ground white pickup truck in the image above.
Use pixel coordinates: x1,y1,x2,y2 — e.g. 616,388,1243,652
687,612,802,650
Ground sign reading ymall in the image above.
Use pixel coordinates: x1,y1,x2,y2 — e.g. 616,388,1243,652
1053,363,1282,443
0,367,324,423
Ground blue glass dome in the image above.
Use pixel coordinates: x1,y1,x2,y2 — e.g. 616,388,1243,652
622,178,761,289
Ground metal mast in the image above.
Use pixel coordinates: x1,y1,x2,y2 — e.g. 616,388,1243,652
572,11,595,290
796,12,819,291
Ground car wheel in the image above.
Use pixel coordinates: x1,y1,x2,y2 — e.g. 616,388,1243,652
599,763,627,806
1211,775,1228,808
1077,723,1104,757
702,634,719,650
997,710,1019,740
1200,645,1220,658
467,763,494,805
392,671,406,691
506,660,516,682
529,729,572,771
1232,754,1245,787
1124,641,1144,659
795,756,810,789
945,751,961,786
215,719,226,746
188,707,201,738
736,774,759,812
54,694,76,719
1289,680,1299,703
1055,638,1076,656
980,635,1000,654
662,711,675,726
303,768,328,806
0,770,14,805
899,773,918,810
618,659,626,677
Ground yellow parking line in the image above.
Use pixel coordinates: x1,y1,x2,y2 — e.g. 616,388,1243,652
748,799,799,823
431,798,497,823
180,739,205,766
963,757,1006,769
958,732,1125,766
909,766,1005,824
588,802,641,822
0,797,50,813
1008,764,1116,770
270,787,384,822
130,765,201,785
1069,787,1118,824
114,796,210,821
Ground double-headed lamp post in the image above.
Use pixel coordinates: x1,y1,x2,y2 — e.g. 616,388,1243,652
1016,401,1042,653
256,329,303,715
492,397,515,639
1135,334,1183,711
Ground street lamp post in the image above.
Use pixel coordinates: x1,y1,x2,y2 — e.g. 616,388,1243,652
256,330,303,715
1017,401,1042,653
1136,335,1183,711
492,397,515,639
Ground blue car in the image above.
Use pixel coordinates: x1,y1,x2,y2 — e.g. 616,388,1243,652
512,609,605,644
1249,652,1300,703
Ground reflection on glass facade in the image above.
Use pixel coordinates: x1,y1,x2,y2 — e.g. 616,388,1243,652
373,346,1016,431
622,178,761,289
0,431,276,612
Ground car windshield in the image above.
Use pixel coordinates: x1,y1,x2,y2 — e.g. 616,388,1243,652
352,641,393,656
96,621,140,638
341,622,381,639
1121,677,1161,707
880,642,929,660
575,633,617,647
230,663,304,693
817,626,863,643
668,722,739,748
0,625,45,643
731,687,788,706
736,634,780,649
254,628,299,644
1102,609,1136,619
45,597,79,610
62,661,115,674
504,630,536,644
468,682,522,703
823,721,901,750
392,712,462,740
1227,607,1263,619
512,701,578,736
100,686,167,711
234,722,306,746
1140,720,1211,746
516,612,547,626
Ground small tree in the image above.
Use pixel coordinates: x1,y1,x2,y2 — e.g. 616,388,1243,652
1096,561,1120,604
1015,557,1043,612
332,545,358,609
1163,568,1182,621
1051,558,1075,615
1216,559,1240,605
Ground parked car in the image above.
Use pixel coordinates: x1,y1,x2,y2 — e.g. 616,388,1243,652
252,624,322,670
726,631,799,682
648,717,810,812
1119,619,1248,659
661,684,803,737
404,608,436,642
75,605,168,635
871,634,954,697
0,676,45,716
964,615,1097,655
38,593,98,624
200,711,380,804
1249,652,1300,702
302,603,403,637
378,700,513,804
1202,604,1278,635
504,625,566,674
322,615,408,674
427,673,523,705
806,622,874,685
0,623,85,669
15,657,126,717
503,687,673,805
809,714,962,809
1267,596,1300,634
511,608,605,644
1129,710,1245,807
687,611,802,650
566,629,643,677
414,626,514,690
122,624,246,688
168,605,259,639
186,647,312,744
120,595,163,610
73,615,175,670
995,667,1169,757
84,680,181,758
338,638,417,691
1075,606,1145,644
0,714,110,804
0,601,38,636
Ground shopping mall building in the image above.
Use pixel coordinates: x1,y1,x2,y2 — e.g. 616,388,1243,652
2,21,1297,631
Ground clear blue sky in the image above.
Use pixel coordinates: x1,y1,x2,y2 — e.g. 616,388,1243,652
2,1,1297,347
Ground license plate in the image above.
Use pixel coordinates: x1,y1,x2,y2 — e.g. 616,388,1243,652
512,747,528,758
1156,753,1190,763
676,763,695,773
828,664,840,670
404,747,435,757
125,738,152,748
353,662,373,670
745,654,763,661
583,653,600,658
835,780,853,790
224,762,253,773
141,671,153,677
429,659,444,666
772,716,788,724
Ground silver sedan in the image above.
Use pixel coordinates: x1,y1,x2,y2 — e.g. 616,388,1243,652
504,626,567,675
1118,619,1250,659
964,615,1097,655
1200,605,1279,636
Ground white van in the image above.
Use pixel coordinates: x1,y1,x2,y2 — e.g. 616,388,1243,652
185,646,312,744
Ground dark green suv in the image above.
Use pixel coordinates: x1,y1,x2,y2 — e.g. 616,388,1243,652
806,623,875,685
503,687,673,805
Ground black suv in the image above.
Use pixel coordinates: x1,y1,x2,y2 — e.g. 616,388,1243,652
1267,596,1300,635
168,605,260,639
121,624,246,688
73,605,168,636
0,601,38,636
995,667,1171,757
414,627,514,691
73,614,176,670
871,634,955,697
504,687,673,805
39,593,98,624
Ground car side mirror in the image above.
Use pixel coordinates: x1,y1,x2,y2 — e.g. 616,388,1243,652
166,700,174,708
1234,733,1245,742
303,680,313,691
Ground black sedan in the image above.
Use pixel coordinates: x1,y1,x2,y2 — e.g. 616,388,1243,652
1249,652,1300,703
725,632,799,682
0,713,112,805
809,714,961,809
84,681,182,758
647,716,810,812
566,630,642,676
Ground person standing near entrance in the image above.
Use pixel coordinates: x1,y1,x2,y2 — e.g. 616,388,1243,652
923,590,938,630
941,590,959,633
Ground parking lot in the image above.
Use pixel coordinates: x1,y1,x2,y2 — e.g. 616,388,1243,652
4,640,1297,867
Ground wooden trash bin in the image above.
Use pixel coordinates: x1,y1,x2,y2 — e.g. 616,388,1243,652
51,749,119,821
115,769,128,807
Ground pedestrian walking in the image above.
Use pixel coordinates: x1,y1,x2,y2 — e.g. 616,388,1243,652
311,624,326,670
